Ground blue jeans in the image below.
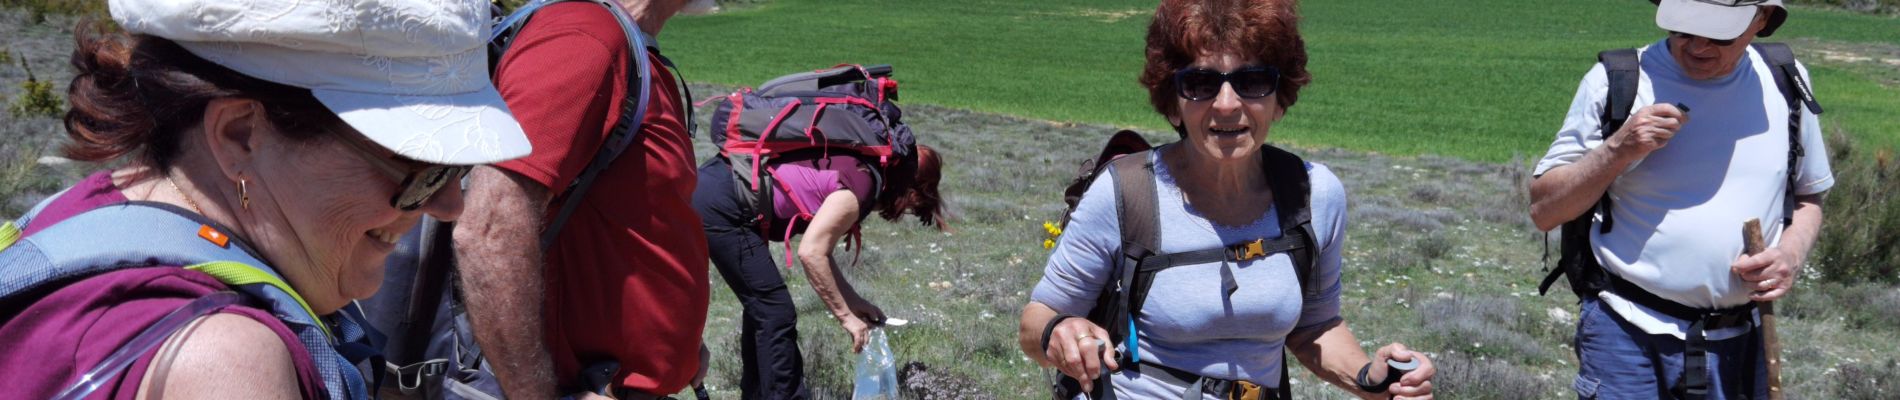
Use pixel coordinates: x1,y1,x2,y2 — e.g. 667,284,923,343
1573,298,1767,400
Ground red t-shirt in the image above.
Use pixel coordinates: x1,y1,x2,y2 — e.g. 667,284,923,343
491,3,709,394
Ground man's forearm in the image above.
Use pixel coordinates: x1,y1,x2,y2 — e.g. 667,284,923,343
1530,143,1641,231
1777,194,1826,265
453,167,559,400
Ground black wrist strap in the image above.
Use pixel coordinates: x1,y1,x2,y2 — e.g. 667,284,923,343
1356,362,1394,394
1040,314,1080,353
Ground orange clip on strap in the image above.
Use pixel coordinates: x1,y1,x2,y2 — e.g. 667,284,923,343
1232,239,1266,261
197,225,230,248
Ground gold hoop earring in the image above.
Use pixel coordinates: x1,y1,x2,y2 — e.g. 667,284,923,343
240,178,250,210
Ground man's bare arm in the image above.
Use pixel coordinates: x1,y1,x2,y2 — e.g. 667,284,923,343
453,166,559,400
1530,104,1685,231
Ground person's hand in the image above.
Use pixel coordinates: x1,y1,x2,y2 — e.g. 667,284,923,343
1042,318,1119,394
693,344,711,387
1733,247,1800,301
840,313,873,353
1371,343,1436,400
1606,103,1688,160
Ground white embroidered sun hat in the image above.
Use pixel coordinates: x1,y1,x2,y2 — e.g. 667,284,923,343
1655,0,1787,41
109,0,531,166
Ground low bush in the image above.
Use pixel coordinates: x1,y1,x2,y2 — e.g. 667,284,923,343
1810,130,1900,284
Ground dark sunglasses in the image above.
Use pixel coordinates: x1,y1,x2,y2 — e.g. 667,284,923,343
1173,66,1280,101
337,134,470,211
1669,31,1739,47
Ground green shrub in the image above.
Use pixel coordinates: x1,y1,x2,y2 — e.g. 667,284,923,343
1810,130,1900,284
9,57,63,119
0,0,108,19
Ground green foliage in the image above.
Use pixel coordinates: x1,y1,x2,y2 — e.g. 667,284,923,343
1811,131,1900,284
665,0,1900,162
0,0,107,20
10,57,62,119
1788,0,1900,14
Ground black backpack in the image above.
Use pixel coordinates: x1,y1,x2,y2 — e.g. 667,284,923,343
1051,131,1320,400
1539,42,1822,299
361,1,677,398
702,64,914,237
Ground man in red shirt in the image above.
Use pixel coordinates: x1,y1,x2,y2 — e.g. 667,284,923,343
454,1,708,399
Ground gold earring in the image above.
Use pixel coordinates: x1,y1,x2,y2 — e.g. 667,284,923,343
240,178,250,210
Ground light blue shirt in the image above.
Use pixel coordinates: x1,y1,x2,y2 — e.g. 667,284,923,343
1031,147,1347,398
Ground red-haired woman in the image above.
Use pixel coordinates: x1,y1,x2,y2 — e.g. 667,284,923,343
1017,0,1437,399
691,145,947,399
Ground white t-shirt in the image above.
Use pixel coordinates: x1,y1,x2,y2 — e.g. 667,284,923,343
1534,39,1833,340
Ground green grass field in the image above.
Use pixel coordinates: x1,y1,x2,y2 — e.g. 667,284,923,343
1,2,1895,399
666,0,1900,162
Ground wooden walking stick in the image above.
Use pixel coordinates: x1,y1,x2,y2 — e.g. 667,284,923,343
1742,218,1784,400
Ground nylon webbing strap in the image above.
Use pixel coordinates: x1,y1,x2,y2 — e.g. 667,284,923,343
540,0,655,249
1595,48,1640,234
1136,235,1310,273
1753,42,1811,229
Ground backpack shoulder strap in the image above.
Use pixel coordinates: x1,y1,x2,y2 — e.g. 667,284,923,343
0,202,379,400
1097,150,1157,366
536,0,655,249
1259,145,1318,299
1751,43,1822,116
0,202,271,305
1751,42,1820,228
1591,48,1641,234
1597,48,1641,139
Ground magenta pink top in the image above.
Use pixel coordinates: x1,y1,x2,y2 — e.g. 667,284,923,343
768,154,877,234
0,171,325,399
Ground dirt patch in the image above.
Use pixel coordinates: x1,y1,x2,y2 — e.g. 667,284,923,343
1786,38,1900,86
1020,7,1146,24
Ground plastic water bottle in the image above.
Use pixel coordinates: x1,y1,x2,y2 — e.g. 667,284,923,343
852,328,899,400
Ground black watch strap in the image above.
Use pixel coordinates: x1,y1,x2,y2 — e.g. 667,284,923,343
1356,362,1394,394
1040,314,1081,353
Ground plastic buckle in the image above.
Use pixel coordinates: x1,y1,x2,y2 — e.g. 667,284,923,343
1231,239,1267,261
390,359,448,393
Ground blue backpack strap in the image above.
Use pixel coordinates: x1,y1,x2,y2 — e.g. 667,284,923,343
537,0,654,249
0,202,272,306
0,202,377,400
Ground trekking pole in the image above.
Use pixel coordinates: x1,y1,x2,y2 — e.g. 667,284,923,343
1741,219,1784,400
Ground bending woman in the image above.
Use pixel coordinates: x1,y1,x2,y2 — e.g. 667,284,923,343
691,146,946,400
0,2,528,398
1017,0,1437,399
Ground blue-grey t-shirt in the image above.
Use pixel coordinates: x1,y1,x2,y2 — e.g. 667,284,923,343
1031,147,1347,398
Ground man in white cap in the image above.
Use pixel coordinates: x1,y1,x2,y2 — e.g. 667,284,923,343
453,0,708,399
1529,1,1829,399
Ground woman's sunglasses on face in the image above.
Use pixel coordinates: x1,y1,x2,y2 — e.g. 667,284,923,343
1173,66,1281,101
336,133,470,211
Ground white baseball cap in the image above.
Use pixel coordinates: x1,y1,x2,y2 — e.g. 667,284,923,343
110,0,531,166
1655,0,1787,41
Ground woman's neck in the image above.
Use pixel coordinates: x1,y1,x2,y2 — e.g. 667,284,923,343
1164,144,1268,196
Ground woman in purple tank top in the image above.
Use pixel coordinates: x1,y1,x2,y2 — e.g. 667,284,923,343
690,145,948,399
0,1,530,399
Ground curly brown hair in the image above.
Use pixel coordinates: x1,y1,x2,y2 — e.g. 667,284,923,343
63,22,344,169
1138,0,1312,120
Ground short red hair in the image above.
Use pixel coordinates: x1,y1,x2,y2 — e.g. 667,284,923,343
878,144,948,231
1139,0,1312,119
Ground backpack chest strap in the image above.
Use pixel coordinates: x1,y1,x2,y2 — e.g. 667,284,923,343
1136,234,1311,274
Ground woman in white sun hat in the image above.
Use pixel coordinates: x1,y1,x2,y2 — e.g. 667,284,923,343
0,1,528,399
